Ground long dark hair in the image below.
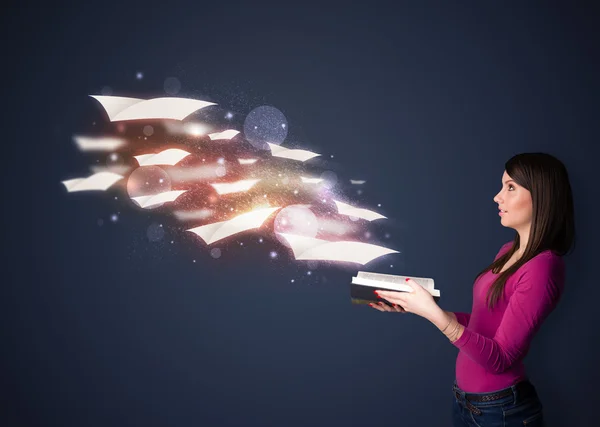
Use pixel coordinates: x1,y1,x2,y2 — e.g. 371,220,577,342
474,153,576,310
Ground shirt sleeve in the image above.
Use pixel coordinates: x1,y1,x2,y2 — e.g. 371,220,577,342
451,254,565,374
453,312,471,327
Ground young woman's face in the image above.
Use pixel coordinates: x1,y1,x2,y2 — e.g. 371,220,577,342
493,171,533,230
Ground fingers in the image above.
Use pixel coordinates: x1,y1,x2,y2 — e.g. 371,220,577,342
376,293,409,306
369,302,406,313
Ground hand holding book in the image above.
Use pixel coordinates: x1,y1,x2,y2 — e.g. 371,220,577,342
351,272,442,321
375,279,440,319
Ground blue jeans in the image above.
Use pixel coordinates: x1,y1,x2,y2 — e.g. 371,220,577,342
452,380,544,426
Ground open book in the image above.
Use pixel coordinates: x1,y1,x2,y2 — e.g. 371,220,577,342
350,271,440,306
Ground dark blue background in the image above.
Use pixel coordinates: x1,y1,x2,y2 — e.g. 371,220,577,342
3,2,599,426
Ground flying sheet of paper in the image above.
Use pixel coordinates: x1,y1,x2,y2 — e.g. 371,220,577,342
90,165,132,175
131,190,187,209
267,143,321,162
173,209,214,221
89,95,216,122
208,130,240,140
187,206,281,244
300,176,323,184
350,180,366,185
134,148,191,166
333,200,386,221
167,165,220,182
163,121,209,137
238,158,258,165
74,135,127,151
62,172,124,192
276,233,398,265
210,179,260,195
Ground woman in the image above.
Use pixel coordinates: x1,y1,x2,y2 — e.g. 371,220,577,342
371,152,575,427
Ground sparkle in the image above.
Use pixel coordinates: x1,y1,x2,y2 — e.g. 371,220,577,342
225,112,233,119
217,158,225,165
385,233,390,238
263,194,267,198
293,190,298,195
307,271,312,276
114,196,118,200
269,251,277,259
202,158,206,162
322,199,326,203
193,260,196,263
230,207,234,211
330,155,334,158
259,238,263,243
159,178,164,183
240,242,244,246
110,214,118,222
357,190,362,195
171,241,174,244
290,279,295,283
109,153,118,161
377,203,381,207
281,123,286,128
136,71,143,79
390,264,394,268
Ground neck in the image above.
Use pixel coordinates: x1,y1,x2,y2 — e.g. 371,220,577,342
516,228,530,256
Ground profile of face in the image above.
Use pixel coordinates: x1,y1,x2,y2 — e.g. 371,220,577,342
493,171,533,231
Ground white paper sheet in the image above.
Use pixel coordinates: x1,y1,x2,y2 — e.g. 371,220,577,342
208,130,240,140
131,190,187,209
238,158,258,165
187,207,281,244
267,143,321,162
134,148,191,166
276,233,398,265
173,209,214,221
210,179,260,195
333,200,386,221
300,176,323,184
74,135,127,151
89,95,216,122
90,165,132,175
62,172,124,192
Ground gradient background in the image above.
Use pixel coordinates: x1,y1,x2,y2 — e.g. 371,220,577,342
3,2,599,426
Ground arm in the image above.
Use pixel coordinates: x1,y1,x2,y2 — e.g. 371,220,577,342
452,311,471,327
432,255,564,373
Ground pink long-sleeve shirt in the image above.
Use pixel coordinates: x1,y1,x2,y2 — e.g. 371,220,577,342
452,241,565,392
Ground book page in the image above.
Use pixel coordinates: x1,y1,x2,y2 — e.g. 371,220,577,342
356,271,435,291
351,276,440,297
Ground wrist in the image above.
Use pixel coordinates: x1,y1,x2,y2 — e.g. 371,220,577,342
427,306,451,329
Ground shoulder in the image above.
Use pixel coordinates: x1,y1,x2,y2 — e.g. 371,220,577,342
515,250,565,292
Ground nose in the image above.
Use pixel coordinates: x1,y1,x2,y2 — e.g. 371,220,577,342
493,191,502,204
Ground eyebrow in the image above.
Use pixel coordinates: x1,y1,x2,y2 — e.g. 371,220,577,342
503,180,514,184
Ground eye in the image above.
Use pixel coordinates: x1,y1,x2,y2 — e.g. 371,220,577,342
508,184,515,191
